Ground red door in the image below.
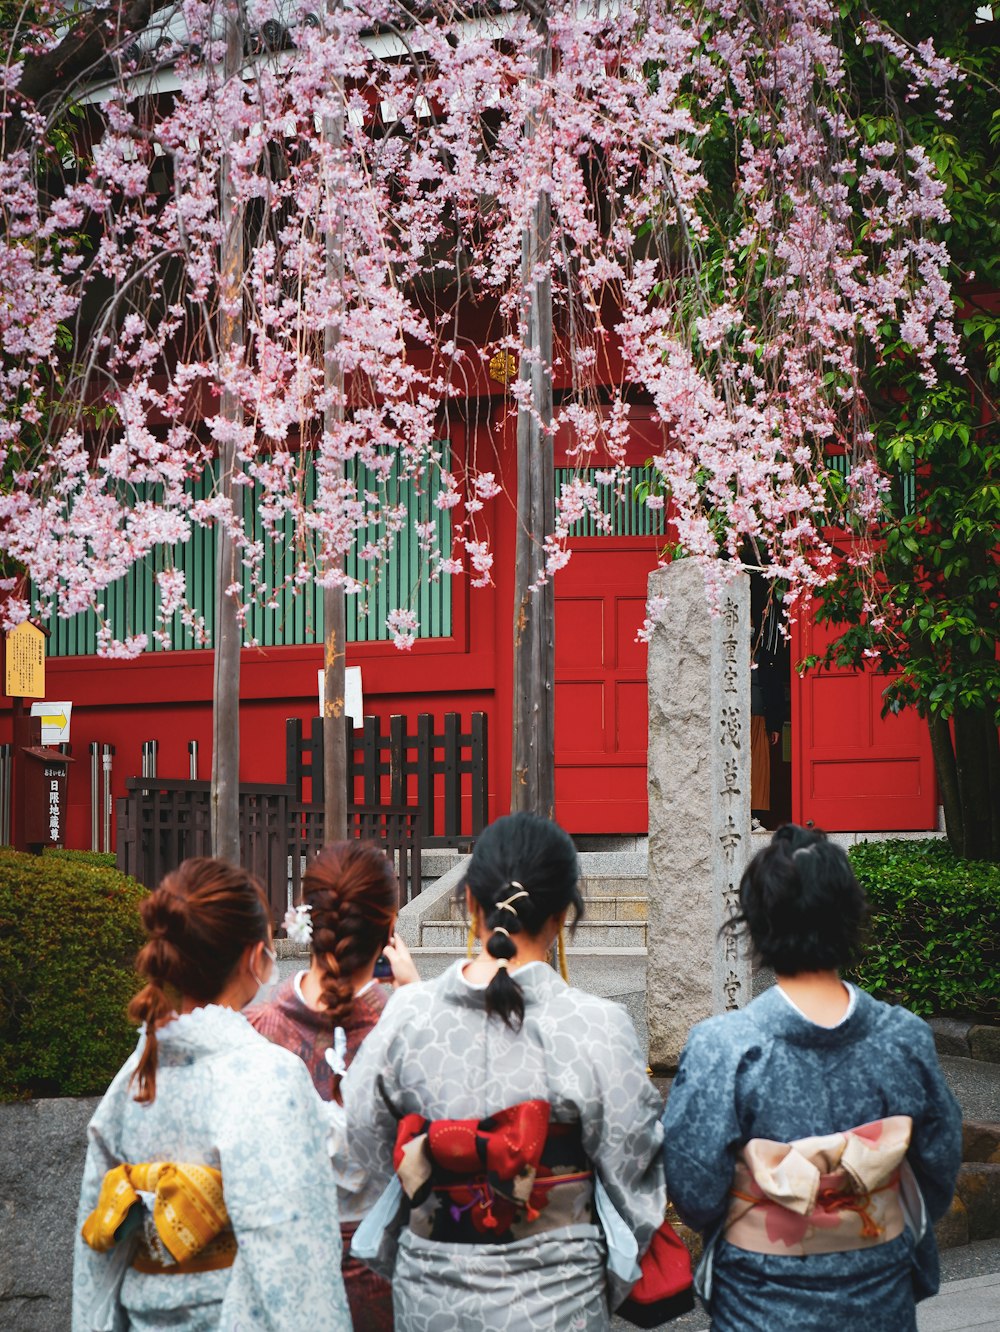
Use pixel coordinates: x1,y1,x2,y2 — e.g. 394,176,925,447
554,540,660,832
792,614,938,831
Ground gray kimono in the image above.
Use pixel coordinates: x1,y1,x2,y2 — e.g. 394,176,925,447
662,985,962,1332
341,960,667,1332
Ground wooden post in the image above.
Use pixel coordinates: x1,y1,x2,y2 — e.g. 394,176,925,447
211,1,244,864
322,0,348,844
511,10,555,819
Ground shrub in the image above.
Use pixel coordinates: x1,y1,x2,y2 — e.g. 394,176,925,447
848,839,1000,1021
44,847,119,871
0,849,147,1100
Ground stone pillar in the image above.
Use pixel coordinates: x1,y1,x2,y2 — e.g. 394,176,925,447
646,559,752,1070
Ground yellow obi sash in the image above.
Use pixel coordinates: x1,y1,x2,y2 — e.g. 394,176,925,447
82,1162,236,1274
725,1115,912,1256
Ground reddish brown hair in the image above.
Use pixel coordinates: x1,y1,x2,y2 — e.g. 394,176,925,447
303,841,398,1098
129,858,271,1104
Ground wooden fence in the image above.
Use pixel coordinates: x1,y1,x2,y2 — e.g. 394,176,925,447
117,777,422,921
287,712,488,848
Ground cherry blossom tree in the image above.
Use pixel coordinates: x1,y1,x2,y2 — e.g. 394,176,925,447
0,0,965,846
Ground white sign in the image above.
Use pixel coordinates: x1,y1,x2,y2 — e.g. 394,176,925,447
317,667,363,728
31,700,72,745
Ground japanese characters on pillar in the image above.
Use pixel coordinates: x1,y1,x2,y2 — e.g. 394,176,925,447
712,585,752,1014
47,765,63,845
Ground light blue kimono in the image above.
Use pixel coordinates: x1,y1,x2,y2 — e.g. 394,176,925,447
662,985,962,1332
72,1004,350,1332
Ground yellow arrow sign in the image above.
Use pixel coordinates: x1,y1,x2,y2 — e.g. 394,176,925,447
39,712,68,729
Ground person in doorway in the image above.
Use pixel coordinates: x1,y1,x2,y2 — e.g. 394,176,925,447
247,841,420,1332
662,824,961,1331
750,585,789,824
339,811,667,1332
72,857,348,1332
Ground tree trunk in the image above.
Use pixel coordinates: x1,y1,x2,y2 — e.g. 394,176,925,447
929,709,1000,863
210,5,244,863
511,19,555,819
928,714,961,856
953,706,1000,862
322,0,348,844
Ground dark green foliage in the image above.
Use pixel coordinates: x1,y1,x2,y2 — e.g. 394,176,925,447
0,848,147,1100
43,847,118,871
849,839,1000,1020
809,4,1000,862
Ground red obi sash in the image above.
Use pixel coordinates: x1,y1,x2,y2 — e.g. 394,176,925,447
393,1100,591,1243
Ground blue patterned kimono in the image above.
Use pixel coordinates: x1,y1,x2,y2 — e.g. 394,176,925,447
341,960,667,1332
72,1004,350,1332
662,985,962,1332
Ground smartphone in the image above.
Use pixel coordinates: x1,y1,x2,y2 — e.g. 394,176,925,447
373,953,393,981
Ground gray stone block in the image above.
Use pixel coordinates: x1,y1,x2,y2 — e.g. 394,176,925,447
0,1096,99,1332
963,1122,1000,1164
929,1017,973,1059
646,561,752,1070
968,1025,1000,1065
955,1163,1000,1242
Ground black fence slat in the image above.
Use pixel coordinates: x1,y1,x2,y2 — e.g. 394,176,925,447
389,715,407,808
471,712,488,836
443,713,461,841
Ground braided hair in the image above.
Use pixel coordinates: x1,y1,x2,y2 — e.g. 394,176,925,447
466,812,583,1030
302,841,398,1097
129,858,271,1104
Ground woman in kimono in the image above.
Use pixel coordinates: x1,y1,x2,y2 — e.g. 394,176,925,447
663,824,962,1332
247,841,419,1331
72,858,349,1332
340,812,667,1332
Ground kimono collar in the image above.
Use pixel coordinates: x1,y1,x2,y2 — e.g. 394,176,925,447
746,983,881,1049
437,958,568,1010
148,1003,262,1065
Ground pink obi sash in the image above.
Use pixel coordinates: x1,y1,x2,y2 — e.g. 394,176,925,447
725,1115,913,1256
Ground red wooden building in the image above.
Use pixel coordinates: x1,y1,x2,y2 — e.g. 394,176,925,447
0,391,939,853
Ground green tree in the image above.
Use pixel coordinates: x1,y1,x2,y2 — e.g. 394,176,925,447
812,3,1000,861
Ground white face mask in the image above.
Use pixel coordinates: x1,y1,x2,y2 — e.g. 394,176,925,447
250,945,278,996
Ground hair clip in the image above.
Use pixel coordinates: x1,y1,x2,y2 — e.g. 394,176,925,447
324,1027,348,1078
283,902,313,945
495,885,529,914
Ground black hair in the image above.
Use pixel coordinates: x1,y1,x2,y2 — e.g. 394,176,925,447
465,812,583,1029
734,823,868,975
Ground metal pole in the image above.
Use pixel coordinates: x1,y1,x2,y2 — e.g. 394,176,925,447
149,739,158,780
188,740,199,781
102,743,114,854
0,743,10,845
90,742,99,850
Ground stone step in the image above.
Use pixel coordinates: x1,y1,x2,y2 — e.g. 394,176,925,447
421,918,648,950
408,946,648,992
446,894,648,923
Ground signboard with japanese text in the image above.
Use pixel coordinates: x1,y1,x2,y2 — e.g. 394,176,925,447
5,622,45,698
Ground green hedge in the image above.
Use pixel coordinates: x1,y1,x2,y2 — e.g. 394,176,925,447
0,849,147,1100
848,839,1000,1021
43,847,119,871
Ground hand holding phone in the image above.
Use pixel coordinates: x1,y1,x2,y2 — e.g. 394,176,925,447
379,933,421,987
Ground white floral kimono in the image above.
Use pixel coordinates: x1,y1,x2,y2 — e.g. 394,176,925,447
341,961,667,1332
72,1004,350,1332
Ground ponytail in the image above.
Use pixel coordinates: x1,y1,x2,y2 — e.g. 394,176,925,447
484,900,526,1030
128,859,270,1104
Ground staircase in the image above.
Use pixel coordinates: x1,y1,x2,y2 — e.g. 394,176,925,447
400,851,650,998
